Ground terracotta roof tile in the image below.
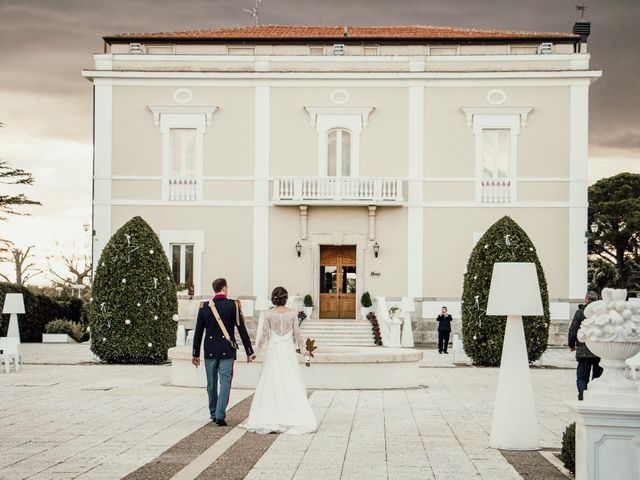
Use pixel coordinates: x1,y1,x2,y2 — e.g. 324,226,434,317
104,24,578,42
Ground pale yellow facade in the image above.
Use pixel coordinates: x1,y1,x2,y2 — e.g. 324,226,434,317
85,27,601,325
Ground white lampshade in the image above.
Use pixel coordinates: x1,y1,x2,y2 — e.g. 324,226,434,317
486,263,543,316
3,293,25,314
401,296,415,312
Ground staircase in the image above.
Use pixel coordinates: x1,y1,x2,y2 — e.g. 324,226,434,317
300,318,375,347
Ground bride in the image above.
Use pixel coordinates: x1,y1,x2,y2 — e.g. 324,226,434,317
240,286,317,434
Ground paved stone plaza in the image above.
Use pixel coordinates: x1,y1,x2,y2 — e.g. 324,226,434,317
0,344,581,479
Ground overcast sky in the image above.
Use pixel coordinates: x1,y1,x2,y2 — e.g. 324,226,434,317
1,0,639,283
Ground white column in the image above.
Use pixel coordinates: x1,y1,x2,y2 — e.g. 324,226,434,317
407,86,424,299
253,85,270,302
569,83,589,299
93,81,113,270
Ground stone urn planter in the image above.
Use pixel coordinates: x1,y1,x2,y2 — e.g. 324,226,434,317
578,288,640,401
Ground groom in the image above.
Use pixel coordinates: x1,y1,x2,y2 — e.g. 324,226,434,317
192,278,256,426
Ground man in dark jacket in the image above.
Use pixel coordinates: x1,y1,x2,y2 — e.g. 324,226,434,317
568,291,603,400
192,278,255,425
436,306,453,354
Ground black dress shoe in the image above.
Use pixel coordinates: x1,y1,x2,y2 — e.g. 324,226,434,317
215,419,228,426
444,351,449,354
211,418,217,423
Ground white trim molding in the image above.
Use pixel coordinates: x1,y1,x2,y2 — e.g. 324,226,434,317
148,105,217,127
159,230,204,295
253,86,270,303
148,105,218,201
407,86,424,299
304,106,374,177
568,84,589,299
93,84,113,271
462,107,532,128
463,106,533,204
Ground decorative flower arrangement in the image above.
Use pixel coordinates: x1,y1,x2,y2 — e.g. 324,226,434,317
298,310,307,325
366,311,383,346
578,288,640,343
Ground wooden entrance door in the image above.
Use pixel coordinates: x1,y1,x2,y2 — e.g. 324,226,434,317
319,245,357,319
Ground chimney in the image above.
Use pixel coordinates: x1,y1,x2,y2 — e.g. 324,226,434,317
573,19,591,42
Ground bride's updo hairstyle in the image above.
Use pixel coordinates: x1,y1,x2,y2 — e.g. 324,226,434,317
271,286,288,307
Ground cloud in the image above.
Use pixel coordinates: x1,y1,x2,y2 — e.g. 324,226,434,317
1,0,639,284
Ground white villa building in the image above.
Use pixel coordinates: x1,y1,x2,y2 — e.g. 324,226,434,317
83,23,601,343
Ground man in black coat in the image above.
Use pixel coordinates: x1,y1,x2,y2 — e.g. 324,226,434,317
436,306,453,354
192,278,255,425
568,291,603,400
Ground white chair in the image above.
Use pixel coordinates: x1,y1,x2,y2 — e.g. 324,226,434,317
0,337,22,373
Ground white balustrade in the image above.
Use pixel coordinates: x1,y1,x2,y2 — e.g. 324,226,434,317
273,177,404,204
481,178,511,203
169,178,198,201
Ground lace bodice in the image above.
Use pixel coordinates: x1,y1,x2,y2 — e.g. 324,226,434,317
256,309,305,353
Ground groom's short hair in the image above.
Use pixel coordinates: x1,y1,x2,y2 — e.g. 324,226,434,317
212,278,227,293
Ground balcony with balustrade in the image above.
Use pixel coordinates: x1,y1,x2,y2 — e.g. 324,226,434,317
168,177,198,201
480,178,512,204
272,177,405,206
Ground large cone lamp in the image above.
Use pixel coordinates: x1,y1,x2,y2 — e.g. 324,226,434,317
486,262,543,450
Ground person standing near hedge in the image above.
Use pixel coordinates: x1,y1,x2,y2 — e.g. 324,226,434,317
436,306,452,354
568,291,603,401
192,278,255,426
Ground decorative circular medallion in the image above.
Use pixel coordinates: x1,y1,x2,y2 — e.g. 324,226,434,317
173,88,193,104
330,90,350,105
487,89,507,105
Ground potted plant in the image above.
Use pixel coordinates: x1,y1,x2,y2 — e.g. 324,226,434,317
361,291,374,319
303,294,313,320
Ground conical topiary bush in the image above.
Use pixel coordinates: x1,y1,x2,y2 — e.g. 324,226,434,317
461,215,550,366
89,216,178,364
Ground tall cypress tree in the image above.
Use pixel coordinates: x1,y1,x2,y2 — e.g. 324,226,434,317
461,216,550,366
89,216,177,364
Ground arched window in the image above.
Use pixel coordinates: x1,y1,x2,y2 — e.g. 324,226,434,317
327,128,352,177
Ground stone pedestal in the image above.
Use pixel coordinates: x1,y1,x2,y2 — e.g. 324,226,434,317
570,398,640,480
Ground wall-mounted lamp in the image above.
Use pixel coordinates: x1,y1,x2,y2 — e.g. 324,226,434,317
373,242,380,258
295,241,302,257
590,222,599,234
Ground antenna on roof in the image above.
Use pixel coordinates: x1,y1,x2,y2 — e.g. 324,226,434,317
576,3,587,19
243,0,262,26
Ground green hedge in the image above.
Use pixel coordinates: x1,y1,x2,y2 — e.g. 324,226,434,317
0,283,80,342
461,216,550,366
45,319,86,343
89,216,177,364
560,422,575,474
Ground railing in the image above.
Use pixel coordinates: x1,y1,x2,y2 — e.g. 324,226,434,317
169,177,198,201
273,177,404,204
481,178,511,204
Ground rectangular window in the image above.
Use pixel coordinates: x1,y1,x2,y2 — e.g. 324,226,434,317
146,45,175,54
429,46,458,56
309,46,325,56
171,128,197,177
170,243,194,286
227,46,256,55
363,46,379,56
482,129,510,178
510,45,538,55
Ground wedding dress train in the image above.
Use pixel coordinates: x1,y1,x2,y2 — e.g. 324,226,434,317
240,309,317,434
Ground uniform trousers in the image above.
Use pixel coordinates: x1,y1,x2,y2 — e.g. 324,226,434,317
205,358,234,420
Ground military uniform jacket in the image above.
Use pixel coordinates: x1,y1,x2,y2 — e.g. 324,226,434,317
192,295,254,361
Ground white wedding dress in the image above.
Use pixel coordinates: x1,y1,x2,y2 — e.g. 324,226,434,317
240,309,317,434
